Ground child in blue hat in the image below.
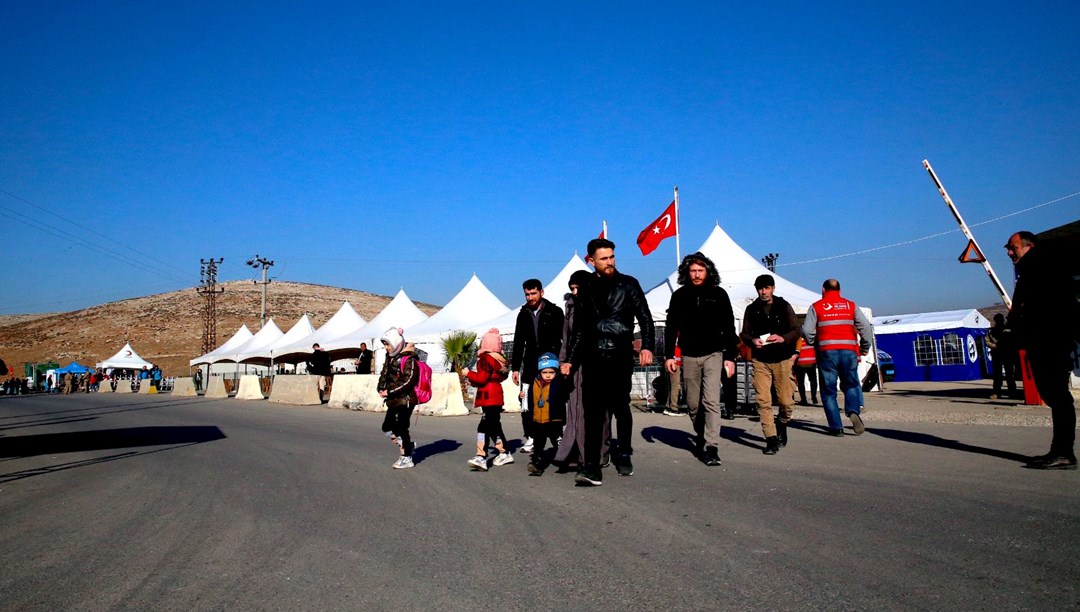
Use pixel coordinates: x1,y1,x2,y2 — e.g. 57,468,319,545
526,352,567,476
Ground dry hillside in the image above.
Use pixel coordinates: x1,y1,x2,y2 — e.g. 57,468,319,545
0,281,439,376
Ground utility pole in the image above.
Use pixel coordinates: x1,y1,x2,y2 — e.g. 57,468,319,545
197,258,225,354
247,255,275,328
761,252,779,273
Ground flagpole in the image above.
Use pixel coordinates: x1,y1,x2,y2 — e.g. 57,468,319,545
673,186,681,265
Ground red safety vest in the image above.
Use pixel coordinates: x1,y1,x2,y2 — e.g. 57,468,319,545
796,341,816,366
812,291,859,353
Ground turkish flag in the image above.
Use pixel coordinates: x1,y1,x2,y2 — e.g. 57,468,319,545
636,200,677,256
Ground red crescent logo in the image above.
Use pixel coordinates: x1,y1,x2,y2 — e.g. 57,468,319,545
125,350,132,356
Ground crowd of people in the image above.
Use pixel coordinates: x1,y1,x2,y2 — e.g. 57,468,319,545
370,231,1077,479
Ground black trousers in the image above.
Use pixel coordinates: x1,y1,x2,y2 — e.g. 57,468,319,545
582,353,634,466
382,403,416,455
478,405,508,450
991,349,1017,395
1028,351,1076,457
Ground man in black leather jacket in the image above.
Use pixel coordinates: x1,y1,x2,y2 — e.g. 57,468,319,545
563,238,654,485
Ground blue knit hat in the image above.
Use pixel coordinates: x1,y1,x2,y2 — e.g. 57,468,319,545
537,352,560,371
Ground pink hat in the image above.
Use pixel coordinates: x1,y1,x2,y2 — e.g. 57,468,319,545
479,328,502,354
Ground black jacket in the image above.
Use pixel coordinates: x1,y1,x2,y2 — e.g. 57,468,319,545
306,349,331,376
511,298,565,380
567,271,654,364
1007,244,1080,364
664,284,738,360
740,296,800,363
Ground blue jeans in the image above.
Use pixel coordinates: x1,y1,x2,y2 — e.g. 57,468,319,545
818,350,863,430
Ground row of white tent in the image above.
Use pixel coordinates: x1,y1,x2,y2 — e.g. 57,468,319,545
192,223,833,373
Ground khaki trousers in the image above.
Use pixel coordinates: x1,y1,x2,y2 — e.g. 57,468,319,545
681,352,724,449
752,358,795,438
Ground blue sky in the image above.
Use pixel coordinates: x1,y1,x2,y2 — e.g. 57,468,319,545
2,2,1077,317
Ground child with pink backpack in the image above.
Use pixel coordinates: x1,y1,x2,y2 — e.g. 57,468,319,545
378,327,422,469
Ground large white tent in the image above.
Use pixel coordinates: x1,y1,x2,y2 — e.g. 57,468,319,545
272,302,367,362
238,315,318,365
322,289,429,358
464,254,591,336
217,319,284,363
406,275,511,372
97,342,154,371
190,325,255,366
645,223,821,326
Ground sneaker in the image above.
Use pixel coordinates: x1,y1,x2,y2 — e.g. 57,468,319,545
828,428,844,437
519,438,534,454
467,455,489,471
1026,455,1078,470
848,412,865,435
663,408,684,417
614,454,634,477
527,461,544,476
493,452,515,467
704,446,722,467
393,456,414,469
575,466,603,486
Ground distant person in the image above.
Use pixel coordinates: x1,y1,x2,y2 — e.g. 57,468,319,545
461,329,513,471
793,338,818,405
511,278,565,454
563,238,654,485
985,313,1017,400
306,343,332,400
553,270,603,471
526,353,567,476
802,279,873,437
663,252,738,466
356,342,374,374
663,345,685,417
193,368,203,392
1005,231,1079,470
741,274,801,454
378,327,420,470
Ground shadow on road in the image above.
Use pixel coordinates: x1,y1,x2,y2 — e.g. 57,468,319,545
0,425,227,459
869,427,1034,463
412,438,462,464
641,425,764,455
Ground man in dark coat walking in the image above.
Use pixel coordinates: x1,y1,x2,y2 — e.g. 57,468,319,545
511,278,564,453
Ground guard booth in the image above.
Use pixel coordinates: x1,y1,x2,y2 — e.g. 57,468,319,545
872,310,990,382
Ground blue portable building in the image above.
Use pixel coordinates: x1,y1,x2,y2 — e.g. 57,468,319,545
872,310,990,382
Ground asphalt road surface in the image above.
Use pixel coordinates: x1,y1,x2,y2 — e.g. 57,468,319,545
1,393,1077,610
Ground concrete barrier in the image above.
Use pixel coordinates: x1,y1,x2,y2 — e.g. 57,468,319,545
268,374,323,406
98,380,115,393
138,381,158,395
116,380,135,394
424,372,468,416
172,377,198,397
327,374,382,411
234,375,267,400
204,376,230,399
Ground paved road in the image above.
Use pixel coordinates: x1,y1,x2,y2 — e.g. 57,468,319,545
1,392,1077,610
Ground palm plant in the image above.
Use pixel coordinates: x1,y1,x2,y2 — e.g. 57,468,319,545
441,331,477,402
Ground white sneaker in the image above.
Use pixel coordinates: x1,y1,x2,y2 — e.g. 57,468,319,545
393,456,414,469
467,455,489,471
519,438,535,454
493,452,515,467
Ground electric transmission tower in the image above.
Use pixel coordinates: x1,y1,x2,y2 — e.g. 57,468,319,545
761,252,779,273
198,258,225,354
247,255,275,328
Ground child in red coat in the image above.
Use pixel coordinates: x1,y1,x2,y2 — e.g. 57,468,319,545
461,328,512,471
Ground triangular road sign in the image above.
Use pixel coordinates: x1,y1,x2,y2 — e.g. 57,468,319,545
958,239,986,263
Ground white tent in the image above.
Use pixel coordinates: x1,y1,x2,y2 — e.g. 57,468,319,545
271,302,367,362
189,325,255,366
645,223,821,325
872,309,990,334
405,275,512,372
322,289,429,356
218,319,284,363
97,342,154,371
464,254,591,336
239,315,318,364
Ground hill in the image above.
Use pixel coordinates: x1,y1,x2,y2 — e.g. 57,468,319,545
0,281,439,376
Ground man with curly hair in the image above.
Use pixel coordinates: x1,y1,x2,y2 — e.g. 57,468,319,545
663,252,738,466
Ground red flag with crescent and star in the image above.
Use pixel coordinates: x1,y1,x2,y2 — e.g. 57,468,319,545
636,200,677,256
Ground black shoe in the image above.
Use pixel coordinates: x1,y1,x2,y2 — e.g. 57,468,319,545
828,428,844,437
527,461,544,476
797,399,808,406
575,465,603,486
704,446,721,466
776,421,788,447
614,453,634,476
763,436,780,455
1026,455,1078,470
722,407,735,420
811,397,818,405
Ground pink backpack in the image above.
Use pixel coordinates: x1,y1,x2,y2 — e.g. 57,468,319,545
399,355,433,404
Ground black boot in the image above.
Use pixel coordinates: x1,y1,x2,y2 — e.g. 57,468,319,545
763,436,780,455
776,421,788,447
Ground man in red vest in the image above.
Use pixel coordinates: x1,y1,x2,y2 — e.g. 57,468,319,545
793,338,818,406
802,279,873,436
